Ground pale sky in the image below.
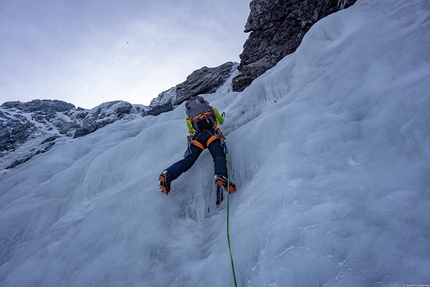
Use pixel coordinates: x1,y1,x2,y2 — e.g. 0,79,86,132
0,0,250,109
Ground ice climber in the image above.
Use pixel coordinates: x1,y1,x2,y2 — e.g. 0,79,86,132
159,94,236,195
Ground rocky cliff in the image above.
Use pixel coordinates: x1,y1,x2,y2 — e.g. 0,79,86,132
232,0,357,91
146,61,238,116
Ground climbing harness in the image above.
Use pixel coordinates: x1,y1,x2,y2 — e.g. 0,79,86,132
187,127,223,151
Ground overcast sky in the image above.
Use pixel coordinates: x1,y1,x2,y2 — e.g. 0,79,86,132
0,0,250,109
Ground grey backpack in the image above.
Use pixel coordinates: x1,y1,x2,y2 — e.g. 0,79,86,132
185,96,216,131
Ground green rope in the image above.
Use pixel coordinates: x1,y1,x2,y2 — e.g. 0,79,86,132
226,155,238,287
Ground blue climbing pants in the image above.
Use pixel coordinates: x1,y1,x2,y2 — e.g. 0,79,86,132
166,129,227,181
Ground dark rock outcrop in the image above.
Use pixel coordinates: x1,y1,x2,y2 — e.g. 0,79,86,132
232,0,357,91
145,100,173,117
146,62,237,116
174,62,236,105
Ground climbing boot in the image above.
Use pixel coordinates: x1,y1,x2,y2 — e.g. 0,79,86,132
215,174,236,193
159,170,171,195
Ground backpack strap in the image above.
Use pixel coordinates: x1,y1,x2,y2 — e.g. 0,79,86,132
189,110,216,129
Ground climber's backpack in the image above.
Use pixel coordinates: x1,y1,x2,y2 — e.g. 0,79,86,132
185,96,216,131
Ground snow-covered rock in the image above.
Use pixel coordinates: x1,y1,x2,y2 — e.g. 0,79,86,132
0,100,144,173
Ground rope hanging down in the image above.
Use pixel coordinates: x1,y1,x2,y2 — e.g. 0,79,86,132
225,152,238,287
